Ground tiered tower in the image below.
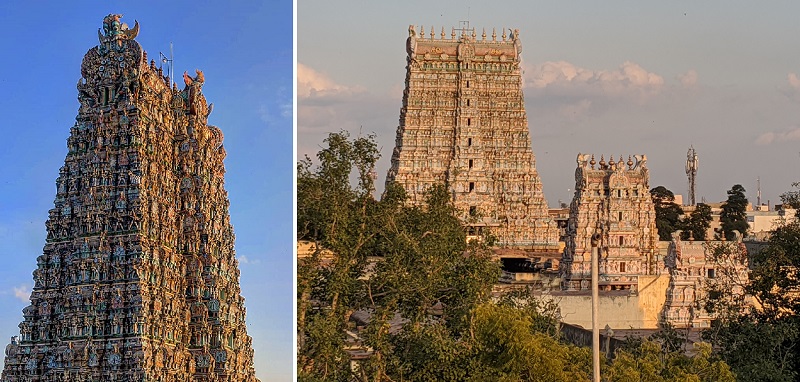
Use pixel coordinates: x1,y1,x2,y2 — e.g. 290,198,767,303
662,235,748,328
561,154,658,291
386,24,558,249
1,15,258,381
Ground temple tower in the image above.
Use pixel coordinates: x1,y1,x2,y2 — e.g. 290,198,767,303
561,154,658,292
1,15,258,381
386,24,558,249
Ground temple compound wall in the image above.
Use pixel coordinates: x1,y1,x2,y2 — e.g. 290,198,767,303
548,236,747,331
385,25,558,250
2,15,258,382
561,154,659,292
543,275,671,330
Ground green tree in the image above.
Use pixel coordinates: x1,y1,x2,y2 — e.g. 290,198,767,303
297,131,382,381
651,186,685,241
299,133,736,382
719,184,749,240
681,203,712,241
702,221,800,381
607,340,735,382
298,131,501,381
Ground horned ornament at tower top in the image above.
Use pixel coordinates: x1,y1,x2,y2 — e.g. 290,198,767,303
98,14,139,43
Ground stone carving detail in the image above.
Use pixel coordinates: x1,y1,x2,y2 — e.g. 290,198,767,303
661,235,748,328
2,16,259,382
561,154,658,291
388,25,558,250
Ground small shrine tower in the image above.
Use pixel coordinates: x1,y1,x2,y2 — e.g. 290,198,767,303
561,154,659,292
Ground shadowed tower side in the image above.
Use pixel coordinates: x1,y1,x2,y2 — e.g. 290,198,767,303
386,24,558,250
1,15,258,382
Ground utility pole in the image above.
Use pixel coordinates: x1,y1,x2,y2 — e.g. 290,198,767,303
591,231,601,382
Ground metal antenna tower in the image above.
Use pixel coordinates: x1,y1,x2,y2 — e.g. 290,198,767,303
686,146,698,206
456,20,474,38
757,177,762,207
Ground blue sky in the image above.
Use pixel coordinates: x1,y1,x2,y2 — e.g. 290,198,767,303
0,2,292,381
299,1,800,208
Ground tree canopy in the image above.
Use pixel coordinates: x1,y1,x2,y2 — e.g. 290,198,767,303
682,203,712,241
651,186,685,241
719,184,749,240
703,217,800,381
298,132,736,381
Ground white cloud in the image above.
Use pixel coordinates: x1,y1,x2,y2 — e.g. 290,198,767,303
238,255,261,265
789,73,800,89
755,127,800,145
524,60,665,101
678,69,698,88
13,285,29,303
298,63,362,99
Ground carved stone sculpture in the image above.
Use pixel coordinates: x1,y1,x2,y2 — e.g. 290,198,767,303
1,15,259,382
561,154,658,291
386,25,558,250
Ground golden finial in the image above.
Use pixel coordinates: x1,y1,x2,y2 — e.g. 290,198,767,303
420,25,424,36
441,27,445,39
482,28,486,40
492,28,497,41
599,155,606,168
502,28,507,41
451,27,456,40
627,155,634,168
590,155,596,169
430,26,434,39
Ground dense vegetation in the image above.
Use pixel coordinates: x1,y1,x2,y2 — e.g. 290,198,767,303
299,132,735,381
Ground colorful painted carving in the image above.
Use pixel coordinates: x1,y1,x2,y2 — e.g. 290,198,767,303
1,16,259,382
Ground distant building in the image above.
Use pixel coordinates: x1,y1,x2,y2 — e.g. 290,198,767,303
386,25,558,250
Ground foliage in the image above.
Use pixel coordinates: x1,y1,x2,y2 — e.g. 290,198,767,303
607,340,735,382
651,186,685,241
297,131,382,381
298,131,501,381
702,220,800,381
298,132,736,382
681,203,712,241
719,184,749,240
779,182,800,213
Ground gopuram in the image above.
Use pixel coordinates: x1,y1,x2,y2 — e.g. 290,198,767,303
1,15,258,382
662,233,749,328
561,154,659,292
386,25,559,250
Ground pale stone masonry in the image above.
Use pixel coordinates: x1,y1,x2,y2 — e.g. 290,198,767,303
2,15,258,381
386,25,559,250
561,154,659,291
662,235,749,328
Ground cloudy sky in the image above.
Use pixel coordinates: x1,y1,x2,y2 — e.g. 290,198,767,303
298,1,800,208
0,2,292,380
